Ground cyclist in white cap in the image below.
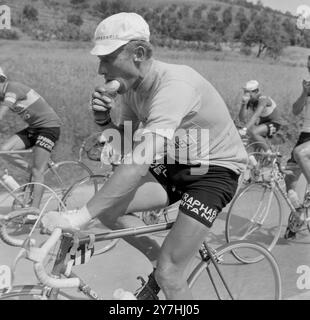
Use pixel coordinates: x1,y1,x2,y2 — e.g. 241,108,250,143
41,12,247,300
0,67,61,208
238,80,282,152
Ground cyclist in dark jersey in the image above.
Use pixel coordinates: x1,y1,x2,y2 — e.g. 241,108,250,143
238,80,282,152
0,67,62,207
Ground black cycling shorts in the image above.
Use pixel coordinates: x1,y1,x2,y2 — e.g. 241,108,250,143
287,132,310,164
16,127,60,152
149,163,239,228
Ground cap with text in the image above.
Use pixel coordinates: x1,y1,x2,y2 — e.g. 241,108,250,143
90,12,150,56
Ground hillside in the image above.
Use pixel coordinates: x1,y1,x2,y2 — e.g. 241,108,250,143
0,0,306,56
2,0,295,35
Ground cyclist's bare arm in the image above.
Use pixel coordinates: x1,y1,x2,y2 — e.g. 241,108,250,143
244,102,265,130
0,90,19,120
239,102,248,123
292,91,308,116
86,132,165,219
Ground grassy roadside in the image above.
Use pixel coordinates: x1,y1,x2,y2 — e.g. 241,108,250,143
0,39,308,167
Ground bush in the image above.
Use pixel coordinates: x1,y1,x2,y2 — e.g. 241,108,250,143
70,0,86,4
54,23,80,41
67,14,83,27
22,5,38,21
0,29,19,40
240,44,252,55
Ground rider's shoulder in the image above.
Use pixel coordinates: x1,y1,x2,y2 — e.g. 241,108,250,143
258,95,272,105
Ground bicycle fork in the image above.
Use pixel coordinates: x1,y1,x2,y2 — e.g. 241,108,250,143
199,242,234,300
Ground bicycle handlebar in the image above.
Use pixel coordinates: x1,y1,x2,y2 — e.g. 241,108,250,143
0,208,40,247
0,224,25,247
31,228,81,289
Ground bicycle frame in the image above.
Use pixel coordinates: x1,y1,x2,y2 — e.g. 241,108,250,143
2,221,239,300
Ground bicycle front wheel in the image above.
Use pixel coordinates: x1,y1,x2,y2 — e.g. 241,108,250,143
43,161,97,208
0,285,70,300
188,241,282,300
225,182,282,263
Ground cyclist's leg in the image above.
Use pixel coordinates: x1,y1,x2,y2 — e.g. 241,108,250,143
93,170,170,264
155,211,209,299
285,155,302,202
30,128,60,208
247,124,269,152
0,134,29,173
30,146,52,208
154,165,239,300
293,140,310,185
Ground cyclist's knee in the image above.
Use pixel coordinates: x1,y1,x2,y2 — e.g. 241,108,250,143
155,261,185,292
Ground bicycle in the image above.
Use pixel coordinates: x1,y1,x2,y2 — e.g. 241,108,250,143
0,175,120,256
0,149,102,252
0,207,282,300
225,150,310,263
0,149,97,211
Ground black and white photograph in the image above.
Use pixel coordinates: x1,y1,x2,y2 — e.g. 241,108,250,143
0,0,310,307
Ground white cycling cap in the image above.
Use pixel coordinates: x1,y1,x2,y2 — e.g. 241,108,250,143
0,67,7,81
243,80,259,91
91,12,150,56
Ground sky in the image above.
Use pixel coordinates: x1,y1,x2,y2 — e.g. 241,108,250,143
248,0,310,14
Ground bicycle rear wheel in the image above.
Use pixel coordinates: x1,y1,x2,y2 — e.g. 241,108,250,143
62,174,119,255
225,182,282,263
188,241,282,300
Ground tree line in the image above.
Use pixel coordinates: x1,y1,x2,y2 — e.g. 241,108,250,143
90,0,308,57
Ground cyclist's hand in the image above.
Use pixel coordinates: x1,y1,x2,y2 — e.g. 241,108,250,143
40,211,78,234
91,87,114,113
241,94,250,105
302,80,310,95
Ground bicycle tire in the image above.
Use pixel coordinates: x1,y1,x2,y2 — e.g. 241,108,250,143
188,240,282,300
61,174,120,255
225,182,282,263
43,161,97,205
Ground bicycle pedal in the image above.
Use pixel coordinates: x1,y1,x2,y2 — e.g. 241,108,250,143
134,273,160,300
284,227,296,240
288,210,304,233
